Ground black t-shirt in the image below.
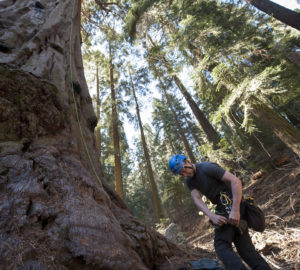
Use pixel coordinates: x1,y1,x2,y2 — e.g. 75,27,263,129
185,162,231,204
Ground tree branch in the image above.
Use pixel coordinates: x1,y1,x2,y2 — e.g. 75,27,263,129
245,0,300,31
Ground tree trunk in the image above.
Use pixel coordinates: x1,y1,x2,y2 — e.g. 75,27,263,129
146,34,220,146
252,103,300,157
160,83,197,163
129,70,163,220
0,1,187,269
172,75,220,146
94,64,105,179
165,126,177,154
184,117,204,149
245,0,300,31
109,42,124,200
95,65,101,157
138,162,155,219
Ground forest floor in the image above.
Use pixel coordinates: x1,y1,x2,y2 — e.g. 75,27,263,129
182,156,300,270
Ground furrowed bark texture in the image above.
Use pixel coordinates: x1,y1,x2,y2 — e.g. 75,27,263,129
0,1,186,269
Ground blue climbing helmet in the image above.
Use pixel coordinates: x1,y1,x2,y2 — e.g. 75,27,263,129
169,154,187,175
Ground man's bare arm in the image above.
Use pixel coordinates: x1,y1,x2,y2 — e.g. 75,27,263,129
221,171,242,226
191,189,227,226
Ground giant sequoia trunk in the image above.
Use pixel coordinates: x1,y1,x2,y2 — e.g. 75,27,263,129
0,1,188,269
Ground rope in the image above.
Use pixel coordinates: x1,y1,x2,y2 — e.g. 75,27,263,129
219,192,232,215
69,0,103,187
220,192,232,206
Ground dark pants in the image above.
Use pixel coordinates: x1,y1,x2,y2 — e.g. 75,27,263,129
214,203,271,270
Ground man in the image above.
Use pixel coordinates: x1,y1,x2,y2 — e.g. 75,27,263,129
168,154,271,270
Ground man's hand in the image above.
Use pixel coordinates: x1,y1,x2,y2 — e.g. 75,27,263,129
210,214,228,226
221,171,242,227
229,209,240,226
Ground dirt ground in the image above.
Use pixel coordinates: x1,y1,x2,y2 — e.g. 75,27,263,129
183,156,300,270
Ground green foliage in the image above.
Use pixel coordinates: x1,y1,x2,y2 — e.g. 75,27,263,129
124,0,160,41
213,65,287,133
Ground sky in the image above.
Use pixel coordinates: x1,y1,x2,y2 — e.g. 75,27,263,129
272,0,300,10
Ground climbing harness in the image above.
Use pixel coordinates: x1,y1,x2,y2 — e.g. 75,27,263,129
217,192,248,235
218,192,265,233
219,192,232,215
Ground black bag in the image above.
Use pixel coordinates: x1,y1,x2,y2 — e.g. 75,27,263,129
244,198,265,232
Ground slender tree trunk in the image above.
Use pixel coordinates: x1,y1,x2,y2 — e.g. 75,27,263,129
146,34,220,147
159,110,176,153
160,82,197,163
245,0,300,31
221,118,240,154
129,70,163,220
94,65,106,178
164,124,177,154
161,22,229,150
109,42,124,200
184,116,204,148
138,162,155,219
252,103,300,157
95,65,101,157
138,163,147,192
172,75,220,146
